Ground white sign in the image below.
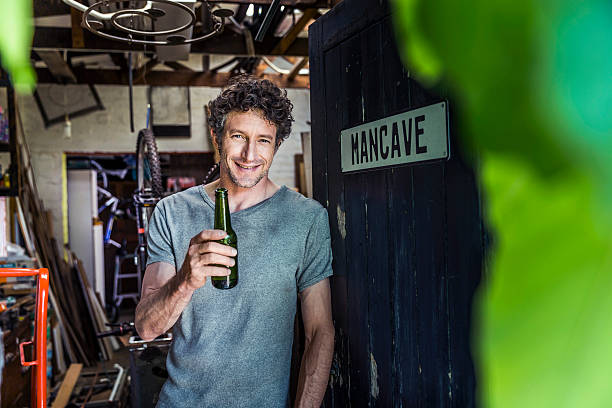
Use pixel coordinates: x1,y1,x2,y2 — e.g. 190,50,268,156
340,101,449,172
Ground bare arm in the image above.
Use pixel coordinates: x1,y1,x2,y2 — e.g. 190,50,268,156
134,262,191,341
295,278,335,408
134,229,237,341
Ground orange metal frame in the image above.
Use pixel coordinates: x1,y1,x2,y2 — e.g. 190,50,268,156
0,268,49,408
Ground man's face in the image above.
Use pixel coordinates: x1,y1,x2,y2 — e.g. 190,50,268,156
216,110,279,189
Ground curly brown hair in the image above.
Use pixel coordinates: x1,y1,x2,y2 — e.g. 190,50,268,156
207,75,294,147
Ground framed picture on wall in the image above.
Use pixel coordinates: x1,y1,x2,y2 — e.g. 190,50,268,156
149,86,191,137
33,84,104,128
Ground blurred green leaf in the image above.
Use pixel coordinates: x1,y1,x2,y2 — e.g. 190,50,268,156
391,0,442,81
391,0,612,182
536,1,612,199
0,1,35,92
390,0,612,406
477,155,612,407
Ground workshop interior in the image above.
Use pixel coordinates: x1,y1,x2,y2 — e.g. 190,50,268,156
0,0,609,407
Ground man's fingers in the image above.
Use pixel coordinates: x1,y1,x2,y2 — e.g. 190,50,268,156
192,229,227,243
207,266,232,276
201,253,236,267
196,241,237,257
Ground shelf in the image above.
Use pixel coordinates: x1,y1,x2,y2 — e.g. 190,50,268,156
0,144,10,152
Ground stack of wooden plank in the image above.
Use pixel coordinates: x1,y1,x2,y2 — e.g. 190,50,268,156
13,103,118,369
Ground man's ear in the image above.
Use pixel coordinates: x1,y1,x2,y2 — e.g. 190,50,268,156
211,130,221,162
211,129,219,150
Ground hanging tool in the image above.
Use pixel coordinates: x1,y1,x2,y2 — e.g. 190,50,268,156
146,103,151,129
128,52,134,133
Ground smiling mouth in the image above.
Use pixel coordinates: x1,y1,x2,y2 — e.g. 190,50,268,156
235,162,261,170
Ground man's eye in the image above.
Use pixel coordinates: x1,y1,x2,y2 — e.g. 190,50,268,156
259,139,271,144
231,134,244,140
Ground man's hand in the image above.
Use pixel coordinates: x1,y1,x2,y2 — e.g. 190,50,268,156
178,229,237,291
135,229,237,341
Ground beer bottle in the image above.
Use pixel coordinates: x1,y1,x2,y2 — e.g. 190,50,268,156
211,187,238,289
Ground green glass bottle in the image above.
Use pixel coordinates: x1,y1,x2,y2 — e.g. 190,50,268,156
211,187,238,289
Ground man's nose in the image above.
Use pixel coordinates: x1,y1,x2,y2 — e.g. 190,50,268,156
241,139,257,162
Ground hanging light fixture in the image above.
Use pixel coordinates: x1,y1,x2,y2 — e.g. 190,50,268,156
61,0,234,46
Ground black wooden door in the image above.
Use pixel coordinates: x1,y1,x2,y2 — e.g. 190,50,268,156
309,0,484,406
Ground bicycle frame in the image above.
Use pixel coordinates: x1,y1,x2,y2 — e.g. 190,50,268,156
133,192,159,276
98,187,121,247
0,268,49,408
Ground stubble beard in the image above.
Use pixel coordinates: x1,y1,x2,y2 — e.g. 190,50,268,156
221,150,268,189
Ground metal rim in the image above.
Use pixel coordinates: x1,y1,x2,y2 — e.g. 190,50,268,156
166,35,187,43
82,0,221,45
86,20,105,29
110,5,195,37
81,21,223,46
212,9,234,18
145,8,166,18
110,10,156,34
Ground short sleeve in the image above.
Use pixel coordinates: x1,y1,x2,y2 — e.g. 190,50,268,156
297,208,334,292
146,200,175,267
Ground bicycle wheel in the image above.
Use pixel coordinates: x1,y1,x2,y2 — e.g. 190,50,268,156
136,129,163,198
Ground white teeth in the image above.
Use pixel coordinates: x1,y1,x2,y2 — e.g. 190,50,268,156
236,163,258,169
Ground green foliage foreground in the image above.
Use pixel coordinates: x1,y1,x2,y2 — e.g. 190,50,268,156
1,1,611,405
0,1,35,92
391,0,612,406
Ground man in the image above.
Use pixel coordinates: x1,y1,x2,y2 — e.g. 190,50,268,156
135,76,335,408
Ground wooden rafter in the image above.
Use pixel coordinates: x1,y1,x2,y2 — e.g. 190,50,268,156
32,27,309,56
287,57,308,81
36,51,77,83
134,58,161,83
32,0,331,17
163,61,195,72
208,0,332,7
70,8,85,49
110,54,128,71
35,67,310,88
34,0,71,17
253,59,269,76
272,8,319,55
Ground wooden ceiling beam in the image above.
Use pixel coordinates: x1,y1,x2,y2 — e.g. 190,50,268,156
36,51,77,83
134,58,161,83
163,61,195,72
208,0,332,8
109,54,128,71
70,8,85,49
272,8,319,55
287,57,308,81
35,67,310,88
253,59,269,76
33,0,331,16
34,0,71,17
32,27,309,56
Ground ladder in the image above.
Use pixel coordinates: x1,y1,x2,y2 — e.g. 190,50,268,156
112,251,141,307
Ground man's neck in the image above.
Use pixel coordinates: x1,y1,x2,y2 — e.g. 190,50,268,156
205,176,280,213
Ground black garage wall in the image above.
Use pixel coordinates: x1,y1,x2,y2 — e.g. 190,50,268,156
309,0,484,406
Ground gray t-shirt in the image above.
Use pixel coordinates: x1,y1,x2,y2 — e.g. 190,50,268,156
146,185,333,408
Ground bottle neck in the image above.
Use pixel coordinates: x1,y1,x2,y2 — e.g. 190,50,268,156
214,193,232,231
